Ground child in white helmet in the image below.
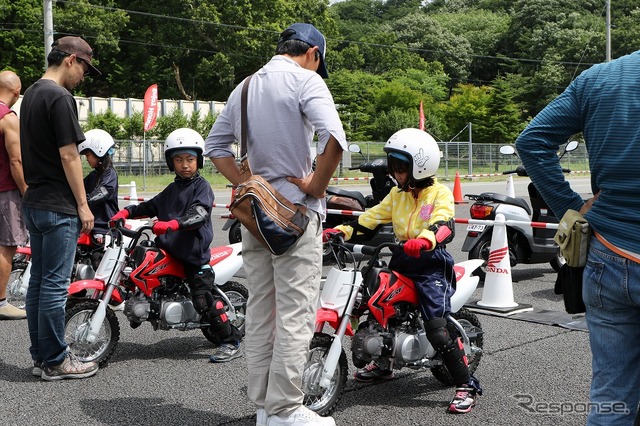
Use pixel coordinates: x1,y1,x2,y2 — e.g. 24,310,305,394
323,128,482,414
78,129,119,239
110,128,242,362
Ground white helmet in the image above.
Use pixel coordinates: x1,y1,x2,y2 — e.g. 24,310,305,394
164,128,204,171
384,128,441,181
78,129,115,158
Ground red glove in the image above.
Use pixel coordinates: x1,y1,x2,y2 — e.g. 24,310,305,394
403,238,432,257
322,228,344,243
109,209,130,228
153,220,179,235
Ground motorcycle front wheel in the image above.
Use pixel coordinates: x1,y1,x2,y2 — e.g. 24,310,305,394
302,333,348,417
6,265,27,309
65,299,120,366
431,308,484,386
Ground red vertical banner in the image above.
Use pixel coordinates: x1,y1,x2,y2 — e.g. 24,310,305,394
418,100,425,131
143,84,159,132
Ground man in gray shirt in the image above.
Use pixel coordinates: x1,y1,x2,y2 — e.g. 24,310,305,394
205,23,346,426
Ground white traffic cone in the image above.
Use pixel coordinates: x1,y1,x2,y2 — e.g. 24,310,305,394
467,213,532,315
129,180,139,205
506,174,515,198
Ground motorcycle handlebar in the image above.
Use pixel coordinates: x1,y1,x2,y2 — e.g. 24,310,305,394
338,240,402,257
110,219,153,241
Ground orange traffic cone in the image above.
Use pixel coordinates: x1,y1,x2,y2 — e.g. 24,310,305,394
453,171,467,204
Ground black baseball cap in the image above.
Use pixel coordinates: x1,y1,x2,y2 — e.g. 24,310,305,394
52,36,101,76
281,23,328,78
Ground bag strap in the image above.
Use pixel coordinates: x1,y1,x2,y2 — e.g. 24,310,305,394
240,74,253,159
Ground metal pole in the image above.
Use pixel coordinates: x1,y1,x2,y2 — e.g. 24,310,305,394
605,0,611,62
142,134,147,190
43,0,54,70
468,122,473,175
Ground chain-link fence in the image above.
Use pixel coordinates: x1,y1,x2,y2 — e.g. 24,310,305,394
111,139,590,180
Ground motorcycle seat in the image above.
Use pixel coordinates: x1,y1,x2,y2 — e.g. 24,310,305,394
326,186,367,209
478,192,532,215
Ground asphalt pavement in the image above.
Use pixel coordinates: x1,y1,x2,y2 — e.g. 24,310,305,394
0,177,596,426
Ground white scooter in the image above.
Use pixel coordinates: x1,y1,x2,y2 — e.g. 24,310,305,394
461,140,579,281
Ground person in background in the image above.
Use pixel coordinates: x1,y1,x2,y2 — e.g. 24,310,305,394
0,70,28,320
324,128,481,414
205,22,346,426
515,50,640,426
110,128,243,360
20,36,100,381
78,128,119,239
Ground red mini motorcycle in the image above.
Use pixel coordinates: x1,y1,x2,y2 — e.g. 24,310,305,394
302,239,484,416
63,220,248,366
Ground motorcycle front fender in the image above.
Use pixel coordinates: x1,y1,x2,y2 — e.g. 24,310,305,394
315,308,354,337
68,279,124,304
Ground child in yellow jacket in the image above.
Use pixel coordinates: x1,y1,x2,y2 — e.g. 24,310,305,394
323,128,481,414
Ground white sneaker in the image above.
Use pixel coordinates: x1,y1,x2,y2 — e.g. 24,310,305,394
267,406,335,426
256,408,267,426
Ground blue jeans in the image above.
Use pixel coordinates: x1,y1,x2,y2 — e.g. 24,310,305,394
584,237,640,425
23,207,79,367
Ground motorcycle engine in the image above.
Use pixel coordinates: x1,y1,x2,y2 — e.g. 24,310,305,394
352,323,393,365
159,295,199,328
125,299,151,322
352,322,436,368
393,328,435,366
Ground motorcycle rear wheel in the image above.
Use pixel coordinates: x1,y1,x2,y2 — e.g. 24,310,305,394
302,333,348,417
65,299,120,366
431,308,483,386
202,281,249,343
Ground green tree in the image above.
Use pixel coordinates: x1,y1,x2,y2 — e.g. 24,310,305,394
484,77,526,145
440,84,490,141
85,110,124,138
431,10,510,84
149,108,189,139
326,69,384,140
368,108,418,141
391,13,473,85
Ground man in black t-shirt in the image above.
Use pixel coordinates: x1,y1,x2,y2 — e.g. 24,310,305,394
20,36,101,381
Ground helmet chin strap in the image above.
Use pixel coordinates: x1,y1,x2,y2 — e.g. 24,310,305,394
398,180,413,192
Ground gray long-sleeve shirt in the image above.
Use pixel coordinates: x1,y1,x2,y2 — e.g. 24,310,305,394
205,55,347,217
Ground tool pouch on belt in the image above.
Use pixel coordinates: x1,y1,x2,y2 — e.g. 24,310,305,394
554,209,590,268
229,74,309,256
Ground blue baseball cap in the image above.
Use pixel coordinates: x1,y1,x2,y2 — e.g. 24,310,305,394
281,23,328,79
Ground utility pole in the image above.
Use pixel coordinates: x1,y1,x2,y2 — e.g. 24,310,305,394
605,0,611,61
43,0,54,70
